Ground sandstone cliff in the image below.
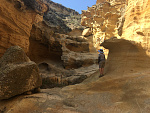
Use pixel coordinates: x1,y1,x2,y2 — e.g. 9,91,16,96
81,0,126,50
81,0,150,75
122,0,150,51
0,0,47,57
28,20,98,88
0,0,98,89
0,0,150,112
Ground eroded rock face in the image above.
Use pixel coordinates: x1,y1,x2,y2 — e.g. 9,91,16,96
29,20,97,69
101,38,150,75
81,0,150,51
28,21,98,87
0,0,47,57
0,46,42,100
43,0,83,33
22,0,48,14
122,0,150,52
81,0,126,50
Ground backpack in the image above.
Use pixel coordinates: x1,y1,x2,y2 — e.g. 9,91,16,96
98,54,105,63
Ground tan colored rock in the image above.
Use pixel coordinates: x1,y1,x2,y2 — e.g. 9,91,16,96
28,21,98,86
1,69,150,112
122,0,150,54
29,21,97,70
0,0,150,112
0,0,47,57
0,46,42,100
96,0,107,4
81,0,127,51
67,29,82,36
61,35,97,69
82,28,92,37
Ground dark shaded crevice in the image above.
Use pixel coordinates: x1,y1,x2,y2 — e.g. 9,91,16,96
118,17,125,36
28,38,62,64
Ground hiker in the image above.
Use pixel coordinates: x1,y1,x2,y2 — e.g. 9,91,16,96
98,49,105,77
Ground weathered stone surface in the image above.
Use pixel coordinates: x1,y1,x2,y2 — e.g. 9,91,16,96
81,0,126,51
43,0,83,33
0,46,30,66
22,0,48,14
67,29,82,36
1,69,150,113
29,20,97,69
122,0,150,52
0,46,42,100
61,35,97,69
82,28,92,37
0,0,150,112
101,38,150,75
28,19,98,87
38,62,98,88
0,88,80,113
0,0,47,57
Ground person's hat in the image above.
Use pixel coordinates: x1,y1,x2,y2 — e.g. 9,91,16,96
98,49,104,53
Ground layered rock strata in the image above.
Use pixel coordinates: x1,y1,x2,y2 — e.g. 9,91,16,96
17,7,97,88
29,21,98,88
0,0,47,57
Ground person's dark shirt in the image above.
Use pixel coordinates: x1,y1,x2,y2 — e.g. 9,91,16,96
98,53,105,63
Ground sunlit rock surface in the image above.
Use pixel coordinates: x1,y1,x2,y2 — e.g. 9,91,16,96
122,0,150,52
0,46,41,100
0,0,150,112
43,0,83,33
81,0,126,50
0,0,47,57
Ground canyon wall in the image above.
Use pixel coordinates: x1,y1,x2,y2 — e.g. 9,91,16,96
0,0,98,88
0,0,47,57
122,0,150,53
81,0,126,51
43,0,83,33
81,0,150,52
81,0,150,75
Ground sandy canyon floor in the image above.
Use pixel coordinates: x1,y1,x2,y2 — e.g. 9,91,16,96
1,67,150,113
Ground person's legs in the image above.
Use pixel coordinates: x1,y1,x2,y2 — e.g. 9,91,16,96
99,62,101,75
99,68,102,75
99,61,105,76
101,68,104,75
99,61,105,77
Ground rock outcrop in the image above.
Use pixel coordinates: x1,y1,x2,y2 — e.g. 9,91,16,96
81,0,126,50
0,0,95,88
81,0,150,51
0,0,97,84
0,0,47,57
81,0,150,73
43,0,83,33
122,0,150,51
0,46,42,100
0,0,150,112
28,21,98,88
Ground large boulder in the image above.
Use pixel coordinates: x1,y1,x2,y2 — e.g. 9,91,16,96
0,46,42,100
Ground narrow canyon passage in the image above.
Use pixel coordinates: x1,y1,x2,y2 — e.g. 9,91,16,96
0,0,150,112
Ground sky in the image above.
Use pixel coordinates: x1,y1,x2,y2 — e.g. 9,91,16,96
51,0,97,14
